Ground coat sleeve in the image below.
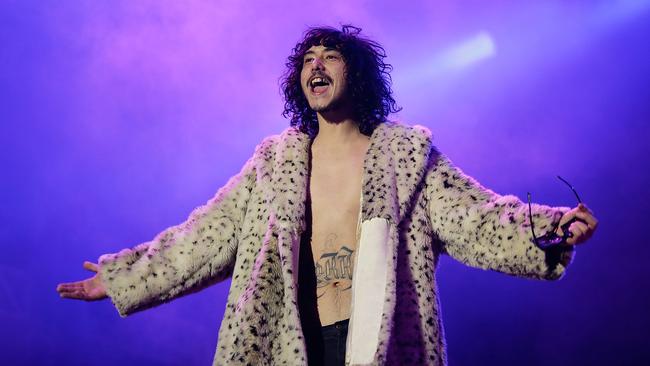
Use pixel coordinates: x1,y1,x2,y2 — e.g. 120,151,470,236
97,156,257,317
425,151,574,280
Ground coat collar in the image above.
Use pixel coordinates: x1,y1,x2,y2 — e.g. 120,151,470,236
268,122,434,234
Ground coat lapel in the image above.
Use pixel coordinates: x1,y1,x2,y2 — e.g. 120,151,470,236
350,122,435,364
270,127,311,234
269,127,311,293
362,122,434,223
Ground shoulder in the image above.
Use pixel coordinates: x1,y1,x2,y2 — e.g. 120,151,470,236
249,126,310,167
256,126,307,147
378,120,434,145
376,121,438,157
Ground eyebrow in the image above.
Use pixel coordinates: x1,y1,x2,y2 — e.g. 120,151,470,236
303,47,340,57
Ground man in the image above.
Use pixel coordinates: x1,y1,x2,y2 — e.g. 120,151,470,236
57,25,598,365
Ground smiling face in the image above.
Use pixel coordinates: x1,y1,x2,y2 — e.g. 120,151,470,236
300,45,349,114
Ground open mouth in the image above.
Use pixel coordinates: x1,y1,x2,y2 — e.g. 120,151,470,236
309,76,331,95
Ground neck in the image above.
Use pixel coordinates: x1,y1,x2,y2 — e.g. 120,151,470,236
315,119,361,144
313,106,364,146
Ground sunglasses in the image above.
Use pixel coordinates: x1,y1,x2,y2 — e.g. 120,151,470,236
527,176,582,250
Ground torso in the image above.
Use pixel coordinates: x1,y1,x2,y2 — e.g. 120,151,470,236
308,135,370,326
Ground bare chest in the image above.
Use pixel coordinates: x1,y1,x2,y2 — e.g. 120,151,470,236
308,142,368,325
309,158,363,272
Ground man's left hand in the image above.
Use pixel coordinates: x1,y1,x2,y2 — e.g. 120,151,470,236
555,203,598,245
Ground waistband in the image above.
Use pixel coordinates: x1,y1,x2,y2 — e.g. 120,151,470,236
322,318,350,332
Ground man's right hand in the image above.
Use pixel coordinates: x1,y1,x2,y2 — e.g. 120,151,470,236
56,261,108,301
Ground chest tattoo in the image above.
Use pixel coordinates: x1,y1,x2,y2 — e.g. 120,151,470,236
315,243,355,298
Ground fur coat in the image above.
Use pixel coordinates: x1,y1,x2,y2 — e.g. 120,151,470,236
98,122,573,365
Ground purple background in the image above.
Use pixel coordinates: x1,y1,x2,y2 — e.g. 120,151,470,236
2,1,649,365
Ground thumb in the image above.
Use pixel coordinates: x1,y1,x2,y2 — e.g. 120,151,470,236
83,261,99,273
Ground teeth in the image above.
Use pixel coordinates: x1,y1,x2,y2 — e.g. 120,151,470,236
310,77,327,87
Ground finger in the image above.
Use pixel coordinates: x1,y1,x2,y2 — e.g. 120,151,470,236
558,210,579,236
565,222,583,244
59,291,79,299
578,203,594,214
560,206,583,226
56,282,83,292
558,214,573,231
83,261,99,273
574,210,599,229
572,221,589,235
577,204,597,223
568,222,589,245
59,289,88,300
57,285,87,299
58,288,81,297
57,286,85,298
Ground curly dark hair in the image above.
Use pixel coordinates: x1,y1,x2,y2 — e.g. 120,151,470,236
280,25,401,136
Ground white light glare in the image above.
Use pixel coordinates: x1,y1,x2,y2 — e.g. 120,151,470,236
439,31,496,70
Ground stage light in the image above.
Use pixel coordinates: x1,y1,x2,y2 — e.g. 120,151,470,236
438,31,496,70
396,31,496,88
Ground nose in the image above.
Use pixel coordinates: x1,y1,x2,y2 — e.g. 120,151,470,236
310,57,325,70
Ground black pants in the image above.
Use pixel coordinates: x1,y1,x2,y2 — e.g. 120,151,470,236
321,319,349,366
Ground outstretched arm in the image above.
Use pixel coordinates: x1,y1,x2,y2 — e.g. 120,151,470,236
57,156,257,316
425,152,596,280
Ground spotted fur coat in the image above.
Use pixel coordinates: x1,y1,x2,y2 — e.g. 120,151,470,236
98,122,573,365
